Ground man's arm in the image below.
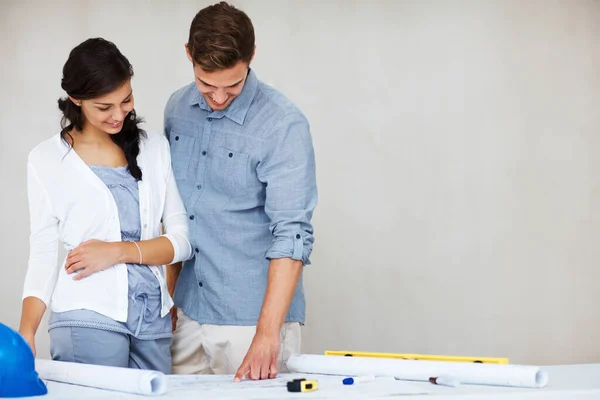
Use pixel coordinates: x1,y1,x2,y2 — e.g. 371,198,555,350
257,258,303,336
235,112,317,381
235,258,302,381
167,262,183,298
167,262,183,331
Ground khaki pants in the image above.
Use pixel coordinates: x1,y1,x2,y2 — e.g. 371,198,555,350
171,308,301,374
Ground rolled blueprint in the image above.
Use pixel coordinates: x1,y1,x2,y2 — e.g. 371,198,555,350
287,354,548,388
35,359,167,396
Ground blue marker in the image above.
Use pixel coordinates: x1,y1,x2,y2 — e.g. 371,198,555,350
342,375,375,385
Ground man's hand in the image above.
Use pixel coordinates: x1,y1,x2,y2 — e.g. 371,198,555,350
166,262,183,332
234,331,280,381
65,239,120,280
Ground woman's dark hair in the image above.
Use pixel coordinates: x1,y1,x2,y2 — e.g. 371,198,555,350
58,37,146,180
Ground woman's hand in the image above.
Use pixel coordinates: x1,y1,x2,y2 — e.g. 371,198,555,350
65,239,120,280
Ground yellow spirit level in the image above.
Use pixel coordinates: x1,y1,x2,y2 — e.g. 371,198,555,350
325,350,508,364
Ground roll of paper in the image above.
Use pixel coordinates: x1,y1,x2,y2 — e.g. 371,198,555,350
287,354,548,388
35,359,167,396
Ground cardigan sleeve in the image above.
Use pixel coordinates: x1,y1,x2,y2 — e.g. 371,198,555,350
158,135,193,263
22,160,60,305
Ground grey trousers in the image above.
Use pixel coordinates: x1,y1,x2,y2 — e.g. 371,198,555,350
49,326,172,374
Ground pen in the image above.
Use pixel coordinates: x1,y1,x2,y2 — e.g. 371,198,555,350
342,375,375,385
429,376,461,387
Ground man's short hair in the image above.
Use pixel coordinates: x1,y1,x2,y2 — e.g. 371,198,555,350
188,2,255,72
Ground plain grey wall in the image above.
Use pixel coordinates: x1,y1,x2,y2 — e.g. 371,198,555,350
1,0,599,365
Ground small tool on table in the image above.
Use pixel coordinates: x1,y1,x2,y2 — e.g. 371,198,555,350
287,378,318,392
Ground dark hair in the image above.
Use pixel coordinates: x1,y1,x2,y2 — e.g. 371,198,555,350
188,2,255,72
58,37,146,180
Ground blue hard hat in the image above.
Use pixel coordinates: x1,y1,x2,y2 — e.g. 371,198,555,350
0,323,47,398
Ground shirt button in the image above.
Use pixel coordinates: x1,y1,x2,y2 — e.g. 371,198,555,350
144,224,148,228
175,136,179,141
195,248,199,253
296,234,301,239
207,118,212,122
196,184,202,190
202,151,207,156
198,281,203,287
228,152,233,158
189,215,195,220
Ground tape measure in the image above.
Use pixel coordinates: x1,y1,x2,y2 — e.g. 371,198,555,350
287,378,318,392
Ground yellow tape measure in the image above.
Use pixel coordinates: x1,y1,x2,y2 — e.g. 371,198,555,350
287,378,318,392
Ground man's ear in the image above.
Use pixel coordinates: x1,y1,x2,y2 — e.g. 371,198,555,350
185,43,193,63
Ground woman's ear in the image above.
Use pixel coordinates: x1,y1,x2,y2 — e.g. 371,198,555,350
68,96,81,106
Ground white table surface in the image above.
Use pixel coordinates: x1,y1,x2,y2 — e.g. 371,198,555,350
19,363,600,400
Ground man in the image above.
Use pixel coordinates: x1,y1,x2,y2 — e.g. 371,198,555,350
164,2,317,381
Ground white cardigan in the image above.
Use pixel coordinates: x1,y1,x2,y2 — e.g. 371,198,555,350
23,132,192,322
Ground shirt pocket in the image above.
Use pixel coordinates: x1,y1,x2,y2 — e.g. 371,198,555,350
169,131,196,178
209,146,249,194
169,132,196,201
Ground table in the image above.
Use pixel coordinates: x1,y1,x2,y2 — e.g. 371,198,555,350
20,364,600,400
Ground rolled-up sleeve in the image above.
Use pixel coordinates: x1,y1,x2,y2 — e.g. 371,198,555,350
159,136,193,263
23,161,60,305
258,112,318,265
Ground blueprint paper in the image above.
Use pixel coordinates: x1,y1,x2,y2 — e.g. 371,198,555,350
35,359,167,396
34,360,427,398
166,373,429,398
287,354,549,388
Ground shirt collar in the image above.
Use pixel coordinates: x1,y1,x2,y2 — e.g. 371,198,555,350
187,69,259,126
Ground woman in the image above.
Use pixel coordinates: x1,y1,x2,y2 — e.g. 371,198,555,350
18,38,191,374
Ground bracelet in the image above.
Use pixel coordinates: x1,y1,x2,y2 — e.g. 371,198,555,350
132,242,143,265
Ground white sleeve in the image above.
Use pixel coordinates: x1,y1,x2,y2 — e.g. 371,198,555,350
159,137,193,264
22,161,60,305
